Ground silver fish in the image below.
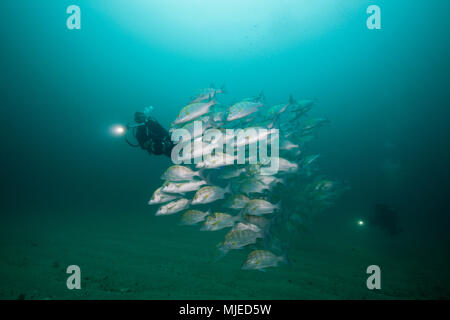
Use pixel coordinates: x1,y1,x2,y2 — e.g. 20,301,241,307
192,185,231,205
280,139,300,151
223,194,250,210
241,250,287,271
243,199,280,216
161,165,203,181
239,178,271,195
201,212,240,231
277,158,298,173
174,99,216,125
301,154,320,167
149,187,180,205
190,84,226,104
162,180,207,194
243,214,271,230
218,226,263,251
218,167,246,179
227,101,263,122
156,198,190,216
180,209,211,225
256,175,285,186
196,152,237,169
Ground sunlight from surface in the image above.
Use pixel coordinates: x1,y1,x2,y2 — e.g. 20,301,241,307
94,0,362,58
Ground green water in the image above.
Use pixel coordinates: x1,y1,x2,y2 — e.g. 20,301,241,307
0,1,449,299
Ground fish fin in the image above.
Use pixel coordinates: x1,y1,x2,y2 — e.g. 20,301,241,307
212,251,227,262
258,268,267,273
212,244,228,262
206,115,218,129
281,252,291,266
236,209,244,222
208,97,217,108
275,201,282,212
224,183,232,195
257,91,266,103
197,168,206,181
256,230,265,239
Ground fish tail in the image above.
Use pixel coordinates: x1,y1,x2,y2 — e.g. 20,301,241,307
212,244,229,262
212,249,228,262
206,114,218,129
256,91,266,103
275,201,282,212
209,95,216,106
236,209,243,222
281,252,290,265
224,183,232,195
197,168,207,181
220,83,227,94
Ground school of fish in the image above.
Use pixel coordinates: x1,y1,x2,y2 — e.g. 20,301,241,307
148,84,346,271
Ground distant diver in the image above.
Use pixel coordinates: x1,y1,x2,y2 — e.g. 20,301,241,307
369,204,401,236
125,108,174,157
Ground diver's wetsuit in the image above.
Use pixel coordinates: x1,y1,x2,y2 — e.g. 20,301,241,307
135,117,174,157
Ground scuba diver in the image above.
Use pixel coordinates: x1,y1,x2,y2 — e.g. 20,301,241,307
125,107,174,158
369,204,401,236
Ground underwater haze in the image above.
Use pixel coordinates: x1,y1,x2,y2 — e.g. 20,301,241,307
1,0,449,299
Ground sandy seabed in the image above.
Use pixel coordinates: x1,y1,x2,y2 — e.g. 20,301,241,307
0,212,448,300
